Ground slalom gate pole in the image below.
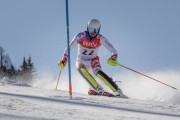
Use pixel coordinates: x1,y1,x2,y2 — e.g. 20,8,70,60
55,70,62,90
120,64,177,90
65,0,73,99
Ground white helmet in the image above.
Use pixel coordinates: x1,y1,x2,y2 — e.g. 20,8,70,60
87,19,101,34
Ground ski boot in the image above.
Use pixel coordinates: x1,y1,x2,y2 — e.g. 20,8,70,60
88,86,115,97
115,88,128,98
88,85,104,95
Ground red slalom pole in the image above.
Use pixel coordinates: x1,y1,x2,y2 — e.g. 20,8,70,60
107,59,177,90
121,65,177,90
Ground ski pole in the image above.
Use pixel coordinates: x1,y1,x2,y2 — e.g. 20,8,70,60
55,70,62,90
121,64,177,90
107,59,177,90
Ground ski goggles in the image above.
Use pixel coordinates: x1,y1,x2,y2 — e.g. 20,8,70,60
88,27,100,34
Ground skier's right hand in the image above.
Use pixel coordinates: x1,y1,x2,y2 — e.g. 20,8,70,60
58,54,68,70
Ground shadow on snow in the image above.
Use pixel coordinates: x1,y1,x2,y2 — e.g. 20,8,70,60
0,92,180,118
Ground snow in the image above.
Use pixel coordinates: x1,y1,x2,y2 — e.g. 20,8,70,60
0,76,180,120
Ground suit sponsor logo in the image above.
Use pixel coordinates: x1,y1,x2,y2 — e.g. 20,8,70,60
83,41,98,48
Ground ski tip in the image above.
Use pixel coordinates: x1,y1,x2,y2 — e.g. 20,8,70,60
173,87,178,90
115,95,129,99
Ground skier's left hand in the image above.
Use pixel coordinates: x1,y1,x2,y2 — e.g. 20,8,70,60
107,54,120,66
109,54,118,61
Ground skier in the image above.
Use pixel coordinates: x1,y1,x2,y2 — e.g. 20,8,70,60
58,19,127,98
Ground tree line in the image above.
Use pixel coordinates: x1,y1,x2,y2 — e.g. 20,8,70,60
0,46,36,83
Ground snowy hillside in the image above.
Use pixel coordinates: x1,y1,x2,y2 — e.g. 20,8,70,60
0,77,180,120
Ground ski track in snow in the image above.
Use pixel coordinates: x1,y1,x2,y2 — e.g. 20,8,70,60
0,79,180,120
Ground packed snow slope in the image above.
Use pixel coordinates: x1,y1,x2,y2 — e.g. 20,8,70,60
34,69,180,104
0,76,180,120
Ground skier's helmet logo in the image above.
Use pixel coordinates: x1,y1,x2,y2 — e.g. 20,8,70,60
87,19,101,34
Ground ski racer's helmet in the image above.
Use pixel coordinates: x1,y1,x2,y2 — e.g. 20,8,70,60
87,19,101,34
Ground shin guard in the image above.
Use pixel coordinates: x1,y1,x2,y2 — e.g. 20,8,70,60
78,67,98,89
96,70,118,92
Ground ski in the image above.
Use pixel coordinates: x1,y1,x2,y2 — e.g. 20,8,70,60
88,89,101,95
88,89,129,98
88,90,116,97
102,91,116,97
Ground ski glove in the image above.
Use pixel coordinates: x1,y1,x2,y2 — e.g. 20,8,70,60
109,54,118,61
58,54,68,70
107,54,121,66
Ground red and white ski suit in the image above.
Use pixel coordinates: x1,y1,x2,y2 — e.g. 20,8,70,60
63,31,118,74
